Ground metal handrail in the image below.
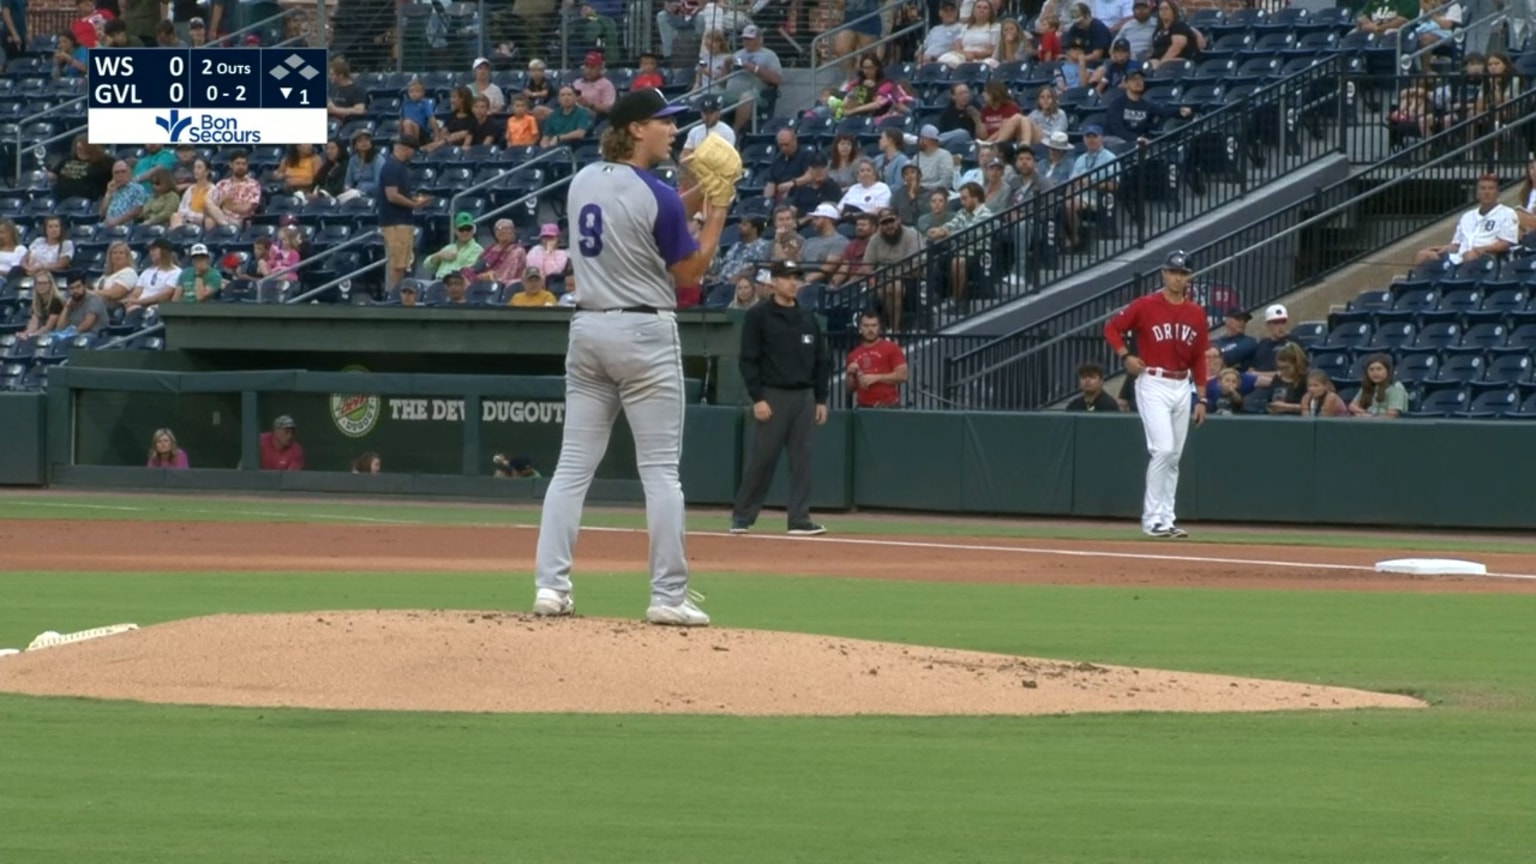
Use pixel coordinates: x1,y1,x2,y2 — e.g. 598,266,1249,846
272,228,384,286
206,6,299,48
451,145,577,220
1394,3,1502,71
462,175,577,242
811,0,928,91
15,121,88,184
97,321,164,351
287,257,387,305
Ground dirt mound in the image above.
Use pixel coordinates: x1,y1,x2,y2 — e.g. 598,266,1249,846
0,612,1425,716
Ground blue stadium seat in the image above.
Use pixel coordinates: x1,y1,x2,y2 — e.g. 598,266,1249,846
1456,389,1519,418
1289,320,1327,346
1186,58,1236,87
219,279,257,303
1204,33,1255,62
1,333,34,361
1146,59,1194,82
1490,323,1536,356
1395,353,1439,385
1466,287,1527,324
1406,321,1461,353
1319,321,1371,351
1367,321,1416,351
1413,387,1469,416
1427,354,1483,385
1472,354,1532,395
1450,322,1508,356
1252,33,1296,55
1422,288,1480,324
1311,351,1350,381
0,361,24,392
1231,55,1281,86
1289,32,1338,57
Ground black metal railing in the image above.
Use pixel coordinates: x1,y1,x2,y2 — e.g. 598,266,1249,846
1341,69,1534,165
938,84,1536,412
838,53,1347,335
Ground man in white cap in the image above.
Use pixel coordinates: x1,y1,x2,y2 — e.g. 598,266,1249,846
682,94,737,158
1041,131,1077,186
725,24,782,134
177,243,222,302
912,125,955,193
470,57,506,112
1242,302,1299,411
797,203,849,302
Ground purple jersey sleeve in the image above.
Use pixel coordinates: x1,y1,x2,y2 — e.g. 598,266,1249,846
633,167,699,267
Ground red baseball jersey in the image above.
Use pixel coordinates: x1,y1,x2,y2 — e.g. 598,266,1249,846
847,338,907,407
1104,292,1211,383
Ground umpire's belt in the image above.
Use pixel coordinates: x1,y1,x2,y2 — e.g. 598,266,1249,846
595,306,669,314
1144,367,1190,381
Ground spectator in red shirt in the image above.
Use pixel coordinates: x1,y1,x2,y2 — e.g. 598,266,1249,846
259,415,305,470
631,53,665,92
73,0,111,48
845,311,908,408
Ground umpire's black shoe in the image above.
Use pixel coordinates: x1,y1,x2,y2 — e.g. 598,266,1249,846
787,521,827,536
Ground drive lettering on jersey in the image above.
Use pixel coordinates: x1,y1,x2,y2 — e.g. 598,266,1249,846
1148,322,1199,345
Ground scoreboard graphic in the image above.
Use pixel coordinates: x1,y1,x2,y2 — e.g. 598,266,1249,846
88,48,329,145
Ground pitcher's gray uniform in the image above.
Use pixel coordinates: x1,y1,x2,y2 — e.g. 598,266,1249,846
533,157,697,611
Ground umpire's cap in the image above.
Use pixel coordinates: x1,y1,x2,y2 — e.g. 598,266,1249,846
1163,250,1193,273
610,88,686,128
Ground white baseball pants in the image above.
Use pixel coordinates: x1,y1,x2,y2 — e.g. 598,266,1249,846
1134,371,1193,533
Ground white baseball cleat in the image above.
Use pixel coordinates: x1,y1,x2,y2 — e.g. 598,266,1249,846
532,588,574,617
646,590,710,627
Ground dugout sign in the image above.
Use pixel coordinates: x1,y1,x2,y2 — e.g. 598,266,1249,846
87,48,328,145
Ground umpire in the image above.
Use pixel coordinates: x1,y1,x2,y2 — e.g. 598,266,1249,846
730,260,830,536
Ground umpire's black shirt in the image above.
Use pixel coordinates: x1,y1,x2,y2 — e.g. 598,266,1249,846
739,297,830,404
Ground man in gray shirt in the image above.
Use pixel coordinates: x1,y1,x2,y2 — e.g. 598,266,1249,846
62,273,107,335
864,210,924,332
920,0,965,63
725,25,783,135
912,125,956,194
798,202,849,308
1116,0,1157,61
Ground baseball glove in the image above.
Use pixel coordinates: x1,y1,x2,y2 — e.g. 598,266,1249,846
680,132,743,207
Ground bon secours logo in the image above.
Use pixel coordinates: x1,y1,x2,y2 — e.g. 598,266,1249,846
330,365,382,438
153,109,262,144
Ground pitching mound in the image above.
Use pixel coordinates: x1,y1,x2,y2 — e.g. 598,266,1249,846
0,611,1425,716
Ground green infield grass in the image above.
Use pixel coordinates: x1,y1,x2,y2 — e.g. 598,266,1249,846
1,494,1534,862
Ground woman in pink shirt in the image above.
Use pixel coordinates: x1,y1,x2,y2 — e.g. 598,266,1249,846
524,223,569,280
146,428,190,468
470,218,528,284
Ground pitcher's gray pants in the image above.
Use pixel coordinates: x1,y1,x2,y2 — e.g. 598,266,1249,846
733,387,816,526
535,310,689,605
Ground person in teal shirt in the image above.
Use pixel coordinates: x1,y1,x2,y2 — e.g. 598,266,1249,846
133,143,176,187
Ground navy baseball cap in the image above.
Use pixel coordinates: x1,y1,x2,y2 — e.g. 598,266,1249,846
611,88,686,127
1083,124,1104,136
769,260,802,278
699,95,723,112
1163,250,1193,273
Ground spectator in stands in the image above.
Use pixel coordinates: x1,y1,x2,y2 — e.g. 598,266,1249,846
470,58,507,112
574,52,617,118
927,181,993,308
91,242,138,309
827,134,861,188
0,220,23,277
1064,2,1113,62
169,144,197,191
836,212,877,288
71,0,105,49
841,56,901,122
630,53,665,93
140,169,179,226
177,244,220,302
1214,307,1256,370
981,159,1013,211
780,153,837,215
314,141,349,199
522,60,554,111
695,0,749,36
1116,1,1156,60
147,429,190,469
889,163,926,226
1301,371,1349,418
1208,365,1261,414
873,129,911,188
907,126,953,193
171,158,213,227
1054,43,1092,91
438,272,471,306
331,132,380,204
1356,0,1415,36
683,96,736,158
1408,0,1463,56
1249,304,1295,373
24,217,73,276
52,136,114,203
1432,52,1485,128
1146,0,1200,69
937,0,999,67
259,415,305,471
509,268,558,306
922,1,965,63
1034,8,1064,62
1065,363,1120,411
1091,38,1142,93
846,311,909,406
100,18,130,47
978,82,1032,143
864,211,923,330
351,452,381,474
1350,354,1410,418
656,0,699,58
917,188,952,234
1002,148,1051,285
206,151,262,228
799,204,850,298
124,238,181,311
570,3,620,53
1389,81,1436,142
186,16,206,47
725,25,783,134
22,272,64,338
153,20,184,47
839,159,893,215
994,18,1035,64
506,96,540,148
425,213,486,279
132,143,174,186
934,83,981,149
435,87,475,148
100,162,148,228
326,58,368,122
1265,343,1309,415
696,28,734,93
52,32,88,79
707,215,768,296
401,78,441,144
263,223,303,284
762,128,811,202
770,205,804,261
956,143,998,190
459,96,501,147
540,86,593,149
397,283,420,307
1414,174,1518,266
472,219,528,285
525,224,570,280
59,272,105,337
727,275,760,309
1062,126,1118,250
1104,68,1194,145
1516,159,1536,234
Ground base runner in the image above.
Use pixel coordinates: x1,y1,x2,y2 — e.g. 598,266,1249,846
1103,250,1209,538
530,89,728,626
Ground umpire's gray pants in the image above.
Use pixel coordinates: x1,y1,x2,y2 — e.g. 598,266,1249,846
535,310,689,605
733,387,816,525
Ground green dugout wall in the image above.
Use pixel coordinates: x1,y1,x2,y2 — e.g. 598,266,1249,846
21,368,1534,530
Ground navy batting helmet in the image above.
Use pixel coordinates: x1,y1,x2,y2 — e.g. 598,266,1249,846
1163,250,1193,273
